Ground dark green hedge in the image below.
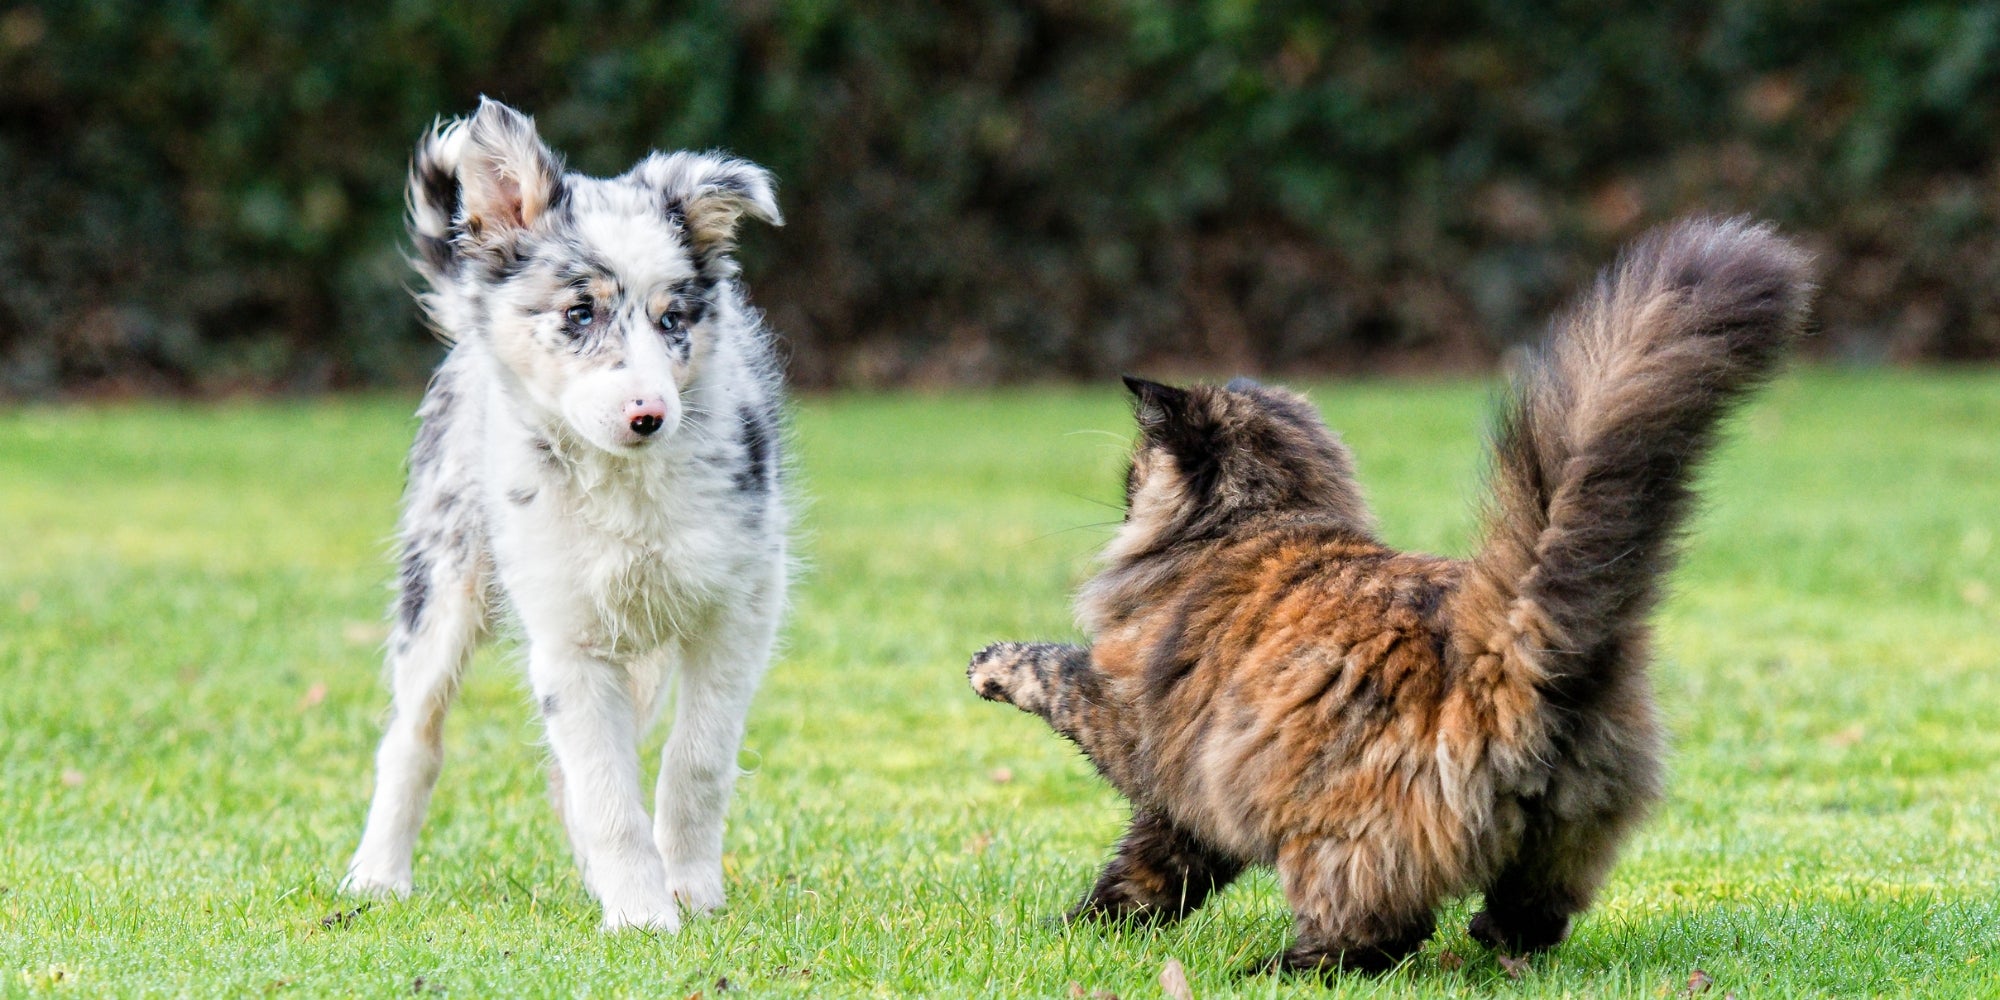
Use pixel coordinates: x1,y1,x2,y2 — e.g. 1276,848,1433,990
3,1,1997,394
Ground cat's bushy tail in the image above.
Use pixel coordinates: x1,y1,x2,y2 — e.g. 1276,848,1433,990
1450,217,1813,711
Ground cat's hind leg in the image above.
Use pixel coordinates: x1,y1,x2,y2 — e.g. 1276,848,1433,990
1473,661,1662,955
1257,836,1439,976
1068,809,1244,925
1468,805,1637,955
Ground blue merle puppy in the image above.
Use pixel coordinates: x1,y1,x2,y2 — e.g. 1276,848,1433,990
342,98,788,932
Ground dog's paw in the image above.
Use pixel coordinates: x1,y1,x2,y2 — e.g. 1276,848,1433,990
665,863,726,916
600,896,683,934
595,870,684,933
338,864,414,898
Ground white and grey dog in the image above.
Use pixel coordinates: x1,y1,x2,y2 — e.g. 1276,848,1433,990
342,98,788,932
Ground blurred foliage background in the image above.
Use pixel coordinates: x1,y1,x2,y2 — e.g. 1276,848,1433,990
2,0,1997,395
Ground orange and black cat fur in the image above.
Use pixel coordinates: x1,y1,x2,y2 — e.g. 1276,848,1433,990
968,218,1813,975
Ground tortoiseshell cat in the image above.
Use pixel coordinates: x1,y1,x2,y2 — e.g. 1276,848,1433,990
968,218,1812,975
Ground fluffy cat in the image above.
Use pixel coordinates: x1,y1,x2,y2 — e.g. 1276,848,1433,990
968,217,1813,974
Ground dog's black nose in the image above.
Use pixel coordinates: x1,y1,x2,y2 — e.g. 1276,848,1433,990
624,398,669,438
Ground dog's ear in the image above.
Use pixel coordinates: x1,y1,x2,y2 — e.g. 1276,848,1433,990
628,152,783,261
457,97,565,239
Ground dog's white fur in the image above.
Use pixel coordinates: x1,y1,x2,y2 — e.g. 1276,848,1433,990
342,99,788,932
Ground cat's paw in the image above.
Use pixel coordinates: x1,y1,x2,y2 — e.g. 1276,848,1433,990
1240,943,1409,979
1065,893,1170,926
1468,906,1569,955
967,642,1035,706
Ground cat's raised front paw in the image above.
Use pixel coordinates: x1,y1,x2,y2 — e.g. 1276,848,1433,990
967,642,1031,703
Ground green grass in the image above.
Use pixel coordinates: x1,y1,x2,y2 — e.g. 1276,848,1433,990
2,369,1996,998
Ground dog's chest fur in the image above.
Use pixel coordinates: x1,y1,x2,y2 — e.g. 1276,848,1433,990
502,461,748,651
419,339,783,661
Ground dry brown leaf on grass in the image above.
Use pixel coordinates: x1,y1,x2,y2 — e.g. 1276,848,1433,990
1436,949,1465,971
988,767,1014,784
1684,968,1714,996
299,681,328,710
1068,983,1086,999
1496,954,1530,979
1160,957,1193,1000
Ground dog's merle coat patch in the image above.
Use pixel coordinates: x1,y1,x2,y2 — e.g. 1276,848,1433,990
345,99,790,935
733,404,775,495
395,550,430,633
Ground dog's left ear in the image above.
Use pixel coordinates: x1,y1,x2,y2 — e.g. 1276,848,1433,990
629,152,783,261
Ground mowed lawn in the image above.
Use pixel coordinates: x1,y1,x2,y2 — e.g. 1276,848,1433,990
1,369,1996,998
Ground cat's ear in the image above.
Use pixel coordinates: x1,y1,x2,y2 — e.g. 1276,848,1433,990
1123,375,1192,432
457,97,565,239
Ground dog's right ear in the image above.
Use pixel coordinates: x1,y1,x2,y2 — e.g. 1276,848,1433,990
457,97,564,240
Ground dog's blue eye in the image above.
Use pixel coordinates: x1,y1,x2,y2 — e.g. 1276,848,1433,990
565,304,593,327
659,312,686,335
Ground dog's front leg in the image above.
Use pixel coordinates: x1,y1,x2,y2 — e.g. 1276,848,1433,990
344,526,487,897
653,595,779,916
531,644,678,932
